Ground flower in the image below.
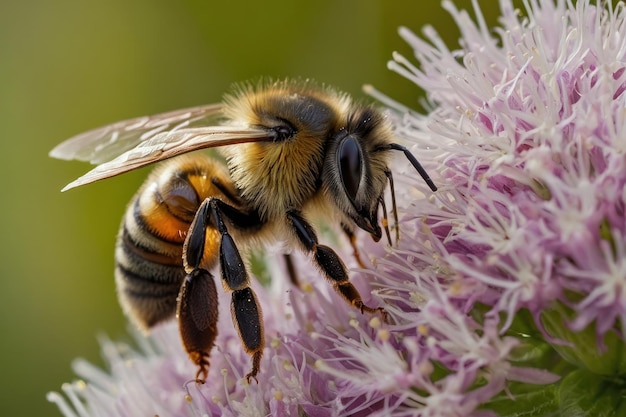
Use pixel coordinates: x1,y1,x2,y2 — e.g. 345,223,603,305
49,0,626,416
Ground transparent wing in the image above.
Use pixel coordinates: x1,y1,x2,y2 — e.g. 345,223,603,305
50,103,275,191
60,127,272,191
50,103,226,164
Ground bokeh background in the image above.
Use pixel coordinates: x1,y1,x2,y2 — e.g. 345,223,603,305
0,1,504,415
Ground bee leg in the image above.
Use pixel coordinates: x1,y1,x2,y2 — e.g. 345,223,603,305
283,253,300,287
176,268,219,384
230,286,263,383
287,210,387,321
179,199,224,383
188,198,264,383
341,223,366,268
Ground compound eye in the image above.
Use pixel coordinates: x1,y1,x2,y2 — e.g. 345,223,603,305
337,136,362,201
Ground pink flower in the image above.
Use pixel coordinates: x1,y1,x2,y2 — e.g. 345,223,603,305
381,0,626,372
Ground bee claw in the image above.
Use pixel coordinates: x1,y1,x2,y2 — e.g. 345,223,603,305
244,351,262,384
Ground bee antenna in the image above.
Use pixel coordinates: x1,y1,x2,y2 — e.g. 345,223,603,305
388,143,437,192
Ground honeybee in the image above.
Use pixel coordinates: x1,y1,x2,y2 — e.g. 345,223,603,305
51,79,437,384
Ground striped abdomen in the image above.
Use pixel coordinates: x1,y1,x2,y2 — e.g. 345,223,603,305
114,154,238,330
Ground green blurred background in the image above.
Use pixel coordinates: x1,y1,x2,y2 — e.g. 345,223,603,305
0,1,502,415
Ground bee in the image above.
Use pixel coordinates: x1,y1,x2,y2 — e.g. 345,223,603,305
50,79,437,384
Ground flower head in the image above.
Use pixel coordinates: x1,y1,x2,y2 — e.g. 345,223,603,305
384,0,626,363
50,0,626,416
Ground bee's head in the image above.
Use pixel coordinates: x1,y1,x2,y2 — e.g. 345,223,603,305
323,106,437,243
323,108,394,242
